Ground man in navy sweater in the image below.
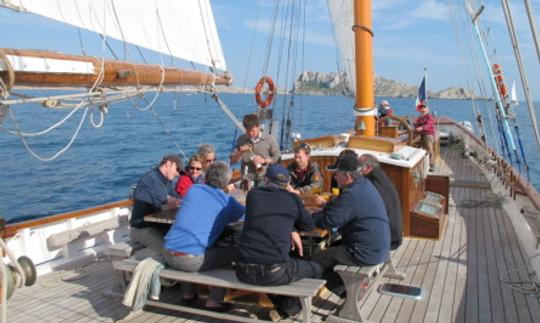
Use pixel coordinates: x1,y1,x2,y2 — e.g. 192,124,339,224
311,154,390,297
235,164,322,320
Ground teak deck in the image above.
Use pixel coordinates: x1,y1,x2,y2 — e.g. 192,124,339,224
7,145,540,322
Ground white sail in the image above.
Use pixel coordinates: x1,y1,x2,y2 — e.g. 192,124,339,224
510,81,519,106
1,0,226,71
327,0,355,96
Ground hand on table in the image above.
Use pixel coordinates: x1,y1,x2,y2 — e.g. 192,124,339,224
286,184,301,195
313,194,327,207
167,196,181,208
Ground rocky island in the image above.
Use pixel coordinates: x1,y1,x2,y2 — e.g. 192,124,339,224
216,71,476,100
293,71,476,99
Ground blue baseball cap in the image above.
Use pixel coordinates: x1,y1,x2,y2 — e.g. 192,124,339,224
265,164,290,184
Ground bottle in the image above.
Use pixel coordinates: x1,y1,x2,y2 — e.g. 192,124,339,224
241,167,251,191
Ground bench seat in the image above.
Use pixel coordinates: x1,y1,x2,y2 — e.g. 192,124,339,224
327,258,405,323
114,258,326,323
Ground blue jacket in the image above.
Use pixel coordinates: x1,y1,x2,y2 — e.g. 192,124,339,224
313,176,390,265
164,184,245,256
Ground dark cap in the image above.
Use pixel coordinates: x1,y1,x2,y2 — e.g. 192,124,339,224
265,164,290,184
160,154,183,169
327,155,360,172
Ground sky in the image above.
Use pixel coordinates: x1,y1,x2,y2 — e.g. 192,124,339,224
1,0,540,99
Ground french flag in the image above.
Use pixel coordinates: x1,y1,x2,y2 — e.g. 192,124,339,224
415,76,427,110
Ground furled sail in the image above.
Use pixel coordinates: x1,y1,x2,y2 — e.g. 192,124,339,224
0,0,226,71
327,0,355,96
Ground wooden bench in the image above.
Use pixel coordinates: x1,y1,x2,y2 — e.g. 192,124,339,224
327,258,405,323
113,258,326,323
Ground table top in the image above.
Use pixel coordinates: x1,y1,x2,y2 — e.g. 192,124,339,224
143,189,328,238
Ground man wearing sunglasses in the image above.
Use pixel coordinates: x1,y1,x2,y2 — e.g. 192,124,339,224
130,154,182,253
197,143,216,171
230,114,280,184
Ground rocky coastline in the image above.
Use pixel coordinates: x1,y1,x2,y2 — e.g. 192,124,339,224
216,71,476,100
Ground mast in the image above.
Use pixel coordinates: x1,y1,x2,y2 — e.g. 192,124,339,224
465,3,518,157
0,49,232,89
500,0,540,152
353,0,375,136
523,0,540,68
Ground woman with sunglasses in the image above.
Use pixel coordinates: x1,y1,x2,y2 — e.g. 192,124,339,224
175,155,205,197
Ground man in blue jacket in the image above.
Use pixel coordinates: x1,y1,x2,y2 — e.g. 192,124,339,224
311,154,390,297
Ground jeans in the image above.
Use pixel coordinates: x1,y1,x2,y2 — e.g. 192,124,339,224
310,241,365,297
163,246,237,304
130,226,166,254
235,258,322,316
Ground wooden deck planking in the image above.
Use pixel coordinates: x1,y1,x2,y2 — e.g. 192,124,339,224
6,146,540,323
434,194,462,323
361,236,411,312
451,190,468,323
490,204,520,323
500,206,540,323
370,239,421,322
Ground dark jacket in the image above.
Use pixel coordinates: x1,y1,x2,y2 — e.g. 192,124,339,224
366,168,403,250
237,186,315,265
131,167,176,229
313,176,390,265
287,161,323,193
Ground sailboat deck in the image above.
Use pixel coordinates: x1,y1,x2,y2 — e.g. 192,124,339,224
7,146,540,322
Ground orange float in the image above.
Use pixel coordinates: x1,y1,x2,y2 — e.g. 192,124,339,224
254,76,275,108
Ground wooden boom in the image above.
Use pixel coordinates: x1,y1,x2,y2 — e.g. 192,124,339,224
0,48,233,89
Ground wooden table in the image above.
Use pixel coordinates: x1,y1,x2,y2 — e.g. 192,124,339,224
144,189,328,238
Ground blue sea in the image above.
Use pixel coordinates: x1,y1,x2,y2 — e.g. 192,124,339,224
1,92,539,223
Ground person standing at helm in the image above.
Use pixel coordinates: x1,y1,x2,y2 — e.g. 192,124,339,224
378,100,393,118
414,103,436,172
230,114,280,185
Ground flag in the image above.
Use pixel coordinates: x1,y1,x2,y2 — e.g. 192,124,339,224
415,76,427,110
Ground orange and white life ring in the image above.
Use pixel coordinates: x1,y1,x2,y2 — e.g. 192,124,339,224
492,64,508,99
255,76,275,108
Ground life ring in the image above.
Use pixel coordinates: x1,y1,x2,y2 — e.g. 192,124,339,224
255,76,275,108
492,64,508,99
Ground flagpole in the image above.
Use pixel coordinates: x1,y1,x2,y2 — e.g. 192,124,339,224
424,67,428,106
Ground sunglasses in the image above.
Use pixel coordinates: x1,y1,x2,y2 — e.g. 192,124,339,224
189,166,202,171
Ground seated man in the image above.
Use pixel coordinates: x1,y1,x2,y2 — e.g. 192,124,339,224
163,161,245,312
358,154,403,250
235,164,322,320
197,143,216,171
230,114,280,185
311,155,390,297
286,143,323,194
130,154,181,253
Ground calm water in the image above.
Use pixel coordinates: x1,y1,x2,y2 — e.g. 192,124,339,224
1,93,539,223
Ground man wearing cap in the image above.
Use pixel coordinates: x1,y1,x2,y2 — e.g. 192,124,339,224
235,164,322,320
130,154,182,253
311,154,390,298
414,104,436,172
229,114,280,185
